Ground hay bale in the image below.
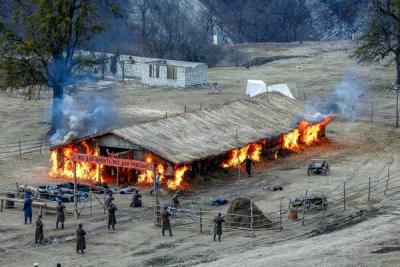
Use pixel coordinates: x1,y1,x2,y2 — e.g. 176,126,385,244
225,197,272,229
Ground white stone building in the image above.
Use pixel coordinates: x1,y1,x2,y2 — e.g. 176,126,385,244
76,51,208,88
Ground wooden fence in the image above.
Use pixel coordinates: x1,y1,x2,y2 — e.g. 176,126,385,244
0,136,47,160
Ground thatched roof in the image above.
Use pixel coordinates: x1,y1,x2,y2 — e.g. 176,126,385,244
111,92,303,164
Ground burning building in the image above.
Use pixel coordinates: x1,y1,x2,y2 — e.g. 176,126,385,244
49,92,332,190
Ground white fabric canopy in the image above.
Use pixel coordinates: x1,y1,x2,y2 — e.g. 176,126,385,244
267,84,295,99
246,80,267,97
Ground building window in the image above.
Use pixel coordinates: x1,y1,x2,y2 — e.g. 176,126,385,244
167,65,177,80
149,64,159,78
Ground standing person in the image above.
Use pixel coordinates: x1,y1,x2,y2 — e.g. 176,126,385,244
35,214,44,244
56,201,65,230
76,223,86,254
242,156,255,177
161,206,172,236
23,194,33,224
130,189,142,208
150,173,161,195
213,212,225,242
107,202,117,230
105,192,114,209
171,191,181,219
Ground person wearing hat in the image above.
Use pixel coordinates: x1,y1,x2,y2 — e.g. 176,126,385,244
23,194,33,224
35,214,44,244
130,189,142,208
213,212,225,242
56,201,66,230
161,206,172,236
76,223,86,254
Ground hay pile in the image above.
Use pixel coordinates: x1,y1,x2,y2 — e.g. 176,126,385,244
225,197,272,229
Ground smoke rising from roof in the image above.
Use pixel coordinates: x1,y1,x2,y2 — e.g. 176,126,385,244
50,93,120,145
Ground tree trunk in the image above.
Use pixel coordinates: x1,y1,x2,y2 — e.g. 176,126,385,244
49,84,64,135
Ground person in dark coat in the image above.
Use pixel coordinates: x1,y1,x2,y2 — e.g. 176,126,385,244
242,156,255,177
76,223,86,254
161,206,172,236
56,201,66,229
130,190,142,207
35,214,44,244
23,195,33,224
108,203,117,230
213,212,225,242
105,192,114,209
171,191,181,219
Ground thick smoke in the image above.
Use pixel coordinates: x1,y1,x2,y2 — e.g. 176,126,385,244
304,76,364,122
50,93,119,145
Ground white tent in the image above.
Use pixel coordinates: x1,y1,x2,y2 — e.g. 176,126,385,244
246,80,267,97
267,84,295,99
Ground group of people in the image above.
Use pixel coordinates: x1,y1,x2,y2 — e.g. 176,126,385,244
23,193,86,254
22,185,227,259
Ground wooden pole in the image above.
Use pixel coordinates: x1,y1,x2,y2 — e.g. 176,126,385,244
279,198,282,231
396,88,399,128
116,167,119,187
302,189,308,226
250,198,254,237
0,199,3,212
39,138,42,155
74,161,78,219
184,105,187,113
90,190,93,217
385,164,390,196
370,101,374,122
122,60,125,82
236,129,241,180
199,207,203,233
18,137,21,158
368,177,371,202
103,192,106,214
343,182,346,211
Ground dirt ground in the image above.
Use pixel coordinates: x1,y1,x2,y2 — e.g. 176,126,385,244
1,41,400,266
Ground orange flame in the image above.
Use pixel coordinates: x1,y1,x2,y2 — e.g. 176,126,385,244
168,165,188,190
49,140,101,182
282,116,333,150
222,142,263,168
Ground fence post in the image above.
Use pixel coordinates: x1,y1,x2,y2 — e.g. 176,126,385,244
74,161,78,219
279,198,282,231
18,137,21,158
343,182,346,211
199,207,203,233
39,138,42,155
250,198,254,237
165,111,168,118
302,189,308,226
368,177,371,202
103,192,106,214
90,190,93,217
122,60,125,82
385,164,390,196
370,101,374,122
184,105,187,113
236,129,241,180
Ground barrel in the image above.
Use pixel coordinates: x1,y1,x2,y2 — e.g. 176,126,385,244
6,193,15,208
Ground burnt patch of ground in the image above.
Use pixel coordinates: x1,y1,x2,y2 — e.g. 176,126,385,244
243,55,308,67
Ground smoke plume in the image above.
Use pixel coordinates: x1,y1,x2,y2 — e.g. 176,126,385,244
50,93,119,145
304,75,364,122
